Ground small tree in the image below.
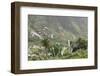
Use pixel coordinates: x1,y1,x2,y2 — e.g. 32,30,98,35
41,38,50,55
41,38,50,48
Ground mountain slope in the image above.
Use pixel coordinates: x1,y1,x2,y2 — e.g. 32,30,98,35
28,15,88,45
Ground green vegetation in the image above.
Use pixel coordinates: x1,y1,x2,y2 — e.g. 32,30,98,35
28,15,88,61
28,37,88,60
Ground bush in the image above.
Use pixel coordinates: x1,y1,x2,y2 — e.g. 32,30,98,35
41,38,50,49
76,37,87,49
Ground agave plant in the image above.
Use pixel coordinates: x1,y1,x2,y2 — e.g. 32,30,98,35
48,42,63,57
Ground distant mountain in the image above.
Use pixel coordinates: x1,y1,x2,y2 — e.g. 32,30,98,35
28,15,88,45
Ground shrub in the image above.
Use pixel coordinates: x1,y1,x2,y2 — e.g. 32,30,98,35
76,37,87,49
41,38,50,49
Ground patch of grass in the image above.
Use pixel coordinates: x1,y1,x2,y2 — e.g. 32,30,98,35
28,46,88,61
68,49,88,59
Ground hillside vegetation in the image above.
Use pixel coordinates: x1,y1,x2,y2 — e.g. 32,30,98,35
28,15,88,61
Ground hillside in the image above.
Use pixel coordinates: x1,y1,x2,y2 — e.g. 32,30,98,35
28,15,88,45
